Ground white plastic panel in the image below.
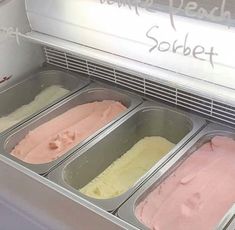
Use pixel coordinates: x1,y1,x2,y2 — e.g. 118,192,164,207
0,0,44,90
25,0,235,89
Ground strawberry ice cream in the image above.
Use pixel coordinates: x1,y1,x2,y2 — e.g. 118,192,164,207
135,135,235,230
11,100,126,164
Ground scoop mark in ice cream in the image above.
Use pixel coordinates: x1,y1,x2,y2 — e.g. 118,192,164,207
11,100,127,164
49,131,76,150
180,173,196,185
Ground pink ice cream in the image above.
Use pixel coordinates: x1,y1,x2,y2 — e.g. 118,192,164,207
11,100,126,164
135,136,235,230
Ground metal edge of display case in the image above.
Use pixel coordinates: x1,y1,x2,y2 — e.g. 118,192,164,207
117,122,235,230
0,81,143,175
46,100,206,213
0,65,90,136
0,154,139,230
217,205,235,230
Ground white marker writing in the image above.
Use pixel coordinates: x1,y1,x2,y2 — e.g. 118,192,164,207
0,26,21,45
146,25,218,68
100,0,232,29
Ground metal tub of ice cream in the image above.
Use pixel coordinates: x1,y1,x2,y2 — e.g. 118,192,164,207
0,65,90,135
0,82,142,175
117,123,235,230
47,100,206,212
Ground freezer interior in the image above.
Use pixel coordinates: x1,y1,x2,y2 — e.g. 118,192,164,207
46,104,204,212
1,0,235,229
0,68,89,134
1,84,141,175
116,124,235,230
64,107,193,191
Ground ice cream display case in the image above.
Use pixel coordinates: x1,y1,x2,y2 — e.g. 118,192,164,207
1,0,235,229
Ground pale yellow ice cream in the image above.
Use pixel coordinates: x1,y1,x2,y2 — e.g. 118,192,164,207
80,136,175,199
0,85,69,132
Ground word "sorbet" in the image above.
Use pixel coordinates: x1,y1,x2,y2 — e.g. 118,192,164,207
146,25,218,67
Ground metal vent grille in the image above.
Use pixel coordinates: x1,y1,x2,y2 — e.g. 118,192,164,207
88,62,115,83
145,79,177,104
213,102,235,124
177,90,212,116
115,70,145,94
44,47,235,126
45,47,89,74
